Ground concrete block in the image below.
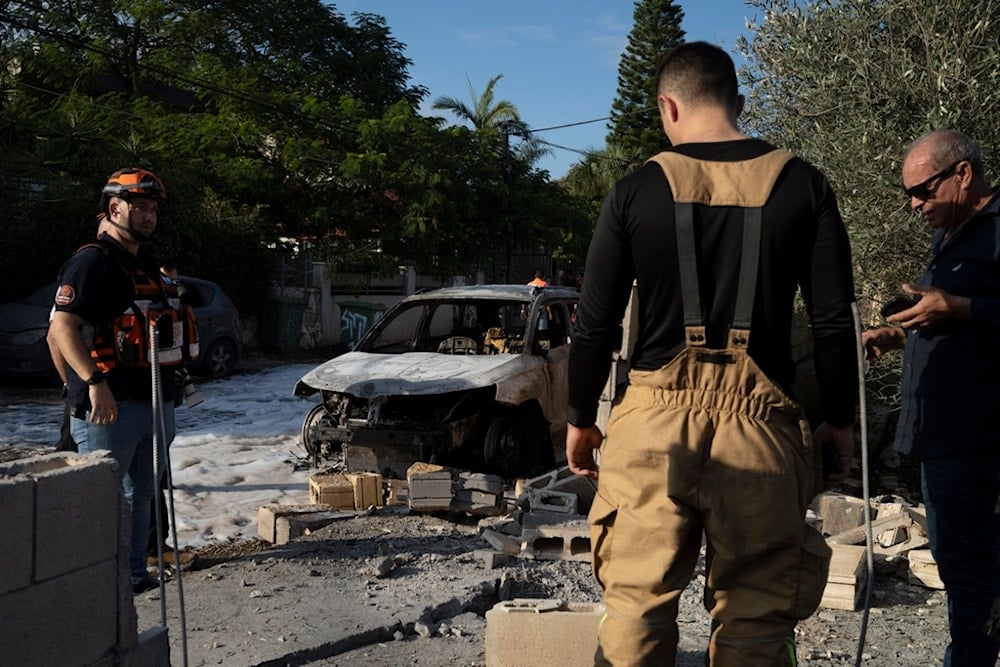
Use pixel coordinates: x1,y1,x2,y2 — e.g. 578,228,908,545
385,479,409,505
480,528,522,555
523,465,597,513
813,491,867,537
0,559,118,666
346,472,383,508
478,514,522,537
875,502,908,547
453,488,504,513
522,517,591,562
474,549,510,570
457,472,503,494
408,479,454,500
408,497,454,512
0,475,34,594
486,598,604,667
309,473,355,509
275,510,354,544
522,510,588,529
908,549,944,590
820,543,866,610
258,503,350,543
527,488,578,515
32,453,120,581
406,461,456,482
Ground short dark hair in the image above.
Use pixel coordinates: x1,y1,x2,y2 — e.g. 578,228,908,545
655,41,739,111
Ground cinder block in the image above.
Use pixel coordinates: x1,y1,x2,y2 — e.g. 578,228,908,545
31,452,120,581
275,510,353,544
475,549,510,569
457,472,503,494
406,461,456,482
524,466,596,513
385,479,409,505
409,479,454,499
908,549,944,590
522,516,590,562
453,488,505,515
481,528,523,555
821,543,867,610
486,599,604,667
527,488,578,515
309,473,355,509
258,503,348,543
0,559,118,666
346,472,383,508
813,491,867,537
0,475,34,594
408,497,454,511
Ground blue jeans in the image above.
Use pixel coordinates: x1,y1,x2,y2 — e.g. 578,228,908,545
72,399,175,581
922,456,1000,666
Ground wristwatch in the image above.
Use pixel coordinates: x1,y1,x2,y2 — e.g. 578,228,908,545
86,371,106,386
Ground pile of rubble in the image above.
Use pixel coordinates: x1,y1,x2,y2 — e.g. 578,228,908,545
257,464,944,615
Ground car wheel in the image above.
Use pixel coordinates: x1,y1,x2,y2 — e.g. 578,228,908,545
483,408,552,478
301,404,340,465
201,339,236,379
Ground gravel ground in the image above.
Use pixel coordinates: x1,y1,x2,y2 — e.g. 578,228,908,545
128,502,952,667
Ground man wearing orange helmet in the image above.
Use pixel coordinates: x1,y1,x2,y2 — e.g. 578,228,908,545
48,167,197,595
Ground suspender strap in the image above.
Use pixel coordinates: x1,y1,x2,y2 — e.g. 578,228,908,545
675,202,707,347
675,202,763,350
732,206,762,330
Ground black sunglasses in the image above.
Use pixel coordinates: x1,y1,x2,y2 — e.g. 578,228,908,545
902,161,961,200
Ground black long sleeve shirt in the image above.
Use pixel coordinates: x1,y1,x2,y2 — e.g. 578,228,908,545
568,139,858,428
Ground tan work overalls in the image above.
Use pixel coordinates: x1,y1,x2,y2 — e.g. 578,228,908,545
588,150,831,666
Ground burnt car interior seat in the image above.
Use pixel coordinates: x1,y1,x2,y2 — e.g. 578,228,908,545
438,336,480,355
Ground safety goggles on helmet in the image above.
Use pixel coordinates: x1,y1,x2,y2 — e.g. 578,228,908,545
102,168,167,203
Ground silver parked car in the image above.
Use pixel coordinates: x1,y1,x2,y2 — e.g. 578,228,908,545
294,284,580,479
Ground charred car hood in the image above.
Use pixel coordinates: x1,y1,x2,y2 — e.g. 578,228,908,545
294,351,540,399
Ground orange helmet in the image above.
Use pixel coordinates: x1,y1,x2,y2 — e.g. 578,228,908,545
101,168,167,203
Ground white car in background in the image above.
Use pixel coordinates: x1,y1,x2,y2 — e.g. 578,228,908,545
294,284,580,479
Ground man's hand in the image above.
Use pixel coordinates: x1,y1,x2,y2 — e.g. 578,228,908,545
861,326,906,362
88,382,118,425
813,421,855,488
566,424,603,480
887,283,970,330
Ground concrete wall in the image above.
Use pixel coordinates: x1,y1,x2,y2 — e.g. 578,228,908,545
0,452,168,666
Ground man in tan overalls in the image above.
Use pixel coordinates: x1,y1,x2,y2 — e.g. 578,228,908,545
566,42,858,665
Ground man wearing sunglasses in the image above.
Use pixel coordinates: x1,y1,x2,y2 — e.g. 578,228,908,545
863,129,1000,666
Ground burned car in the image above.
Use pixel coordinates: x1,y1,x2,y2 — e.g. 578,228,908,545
293,284,580,479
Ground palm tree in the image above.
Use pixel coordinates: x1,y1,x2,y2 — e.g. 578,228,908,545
432,74,519,131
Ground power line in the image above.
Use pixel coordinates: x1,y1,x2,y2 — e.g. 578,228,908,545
529,106,656,134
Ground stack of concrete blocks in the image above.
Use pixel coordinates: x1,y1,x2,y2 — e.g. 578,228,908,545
485,598,604,667
0,451,168,666
452,471,506,516
406,462,456,511
811,491,940,607
519,466,594,563
257,502,354,545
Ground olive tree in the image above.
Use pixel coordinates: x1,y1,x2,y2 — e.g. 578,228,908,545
738,0,1000,402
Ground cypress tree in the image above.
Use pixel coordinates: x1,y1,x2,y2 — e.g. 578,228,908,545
607,0,686,158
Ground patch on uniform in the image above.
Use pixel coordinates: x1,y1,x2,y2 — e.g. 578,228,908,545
54,284,75,306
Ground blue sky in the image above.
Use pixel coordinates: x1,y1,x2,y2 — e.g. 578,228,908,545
332,1,759,178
